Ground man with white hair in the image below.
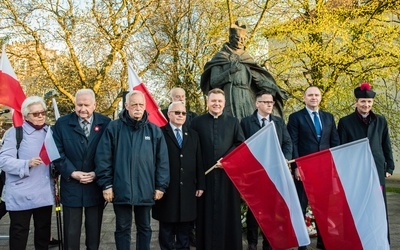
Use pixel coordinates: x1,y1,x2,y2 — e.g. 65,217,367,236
95,90,170,250
52,89,111,249
162,87,197,127
153,101,205,249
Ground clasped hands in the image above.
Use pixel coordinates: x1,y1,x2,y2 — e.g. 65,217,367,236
71,171,96,184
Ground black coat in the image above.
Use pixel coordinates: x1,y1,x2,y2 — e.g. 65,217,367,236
152,124,205,223
52,112,111,207
338,111,395,185
191,113,245,250
240,110,292,160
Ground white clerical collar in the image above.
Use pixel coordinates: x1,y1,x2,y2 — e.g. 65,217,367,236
209,112,221,119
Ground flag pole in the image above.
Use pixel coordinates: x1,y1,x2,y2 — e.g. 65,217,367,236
205,165,216,175
205,158,223,175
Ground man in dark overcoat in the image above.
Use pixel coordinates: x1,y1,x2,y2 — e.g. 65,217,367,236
287,86,340,250
52,89,111,249
153,101,205,250
337,82,395,243
240,90,292,250
191,88,245,250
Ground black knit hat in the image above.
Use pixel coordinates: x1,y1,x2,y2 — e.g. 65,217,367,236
354,82,376,98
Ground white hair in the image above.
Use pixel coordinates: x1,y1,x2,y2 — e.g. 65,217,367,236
21,96,47,117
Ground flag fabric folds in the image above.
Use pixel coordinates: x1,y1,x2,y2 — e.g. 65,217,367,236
221,122,310,250
52,97,60,120
0,45,26,126
296,138,389,250
128,64,167,127
39,128,61,165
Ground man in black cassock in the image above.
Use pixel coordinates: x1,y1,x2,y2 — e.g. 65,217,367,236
191,88,245,250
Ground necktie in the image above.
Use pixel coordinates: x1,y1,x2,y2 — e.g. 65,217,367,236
312,111,321,141
261,118,267,128
175,128,182,148
83,121,90,138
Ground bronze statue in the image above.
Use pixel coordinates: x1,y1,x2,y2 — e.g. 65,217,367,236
200,21,286,119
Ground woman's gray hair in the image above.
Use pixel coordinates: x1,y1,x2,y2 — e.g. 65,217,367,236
75,89,96,102
21,96,47,117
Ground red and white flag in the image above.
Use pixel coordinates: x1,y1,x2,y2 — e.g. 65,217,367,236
296,138,389,250
52,97,60,120
0,45,26,126
39,128,61,165
221,122,310,249
128,64,167,127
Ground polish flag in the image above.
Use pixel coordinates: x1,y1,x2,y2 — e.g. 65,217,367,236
0,45,26,126
39,128,61,165
52,97,60,120
296,138,389,250
221,122,310,249
128,64,167,127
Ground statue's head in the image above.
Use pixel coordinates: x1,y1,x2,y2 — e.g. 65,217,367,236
229,21,247,50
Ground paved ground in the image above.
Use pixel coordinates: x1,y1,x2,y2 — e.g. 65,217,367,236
0,174,399,249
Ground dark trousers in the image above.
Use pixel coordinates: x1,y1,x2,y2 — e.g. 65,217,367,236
246,209,271,250
158,221,192,250
0,201,7,220
295,179,324,248
63,204,104,250
9,205,52,250
113,204,152,250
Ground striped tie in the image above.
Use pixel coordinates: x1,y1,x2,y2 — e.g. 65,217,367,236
83,121,90,138
175,128,182,148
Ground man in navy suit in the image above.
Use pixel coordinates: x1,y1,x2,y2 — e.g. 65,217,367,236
241,90,292,250
52,89,111,249
287,86,340,250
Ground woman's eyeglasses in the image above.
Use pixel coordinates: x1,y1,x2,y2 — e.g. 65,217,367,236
28,111,47,117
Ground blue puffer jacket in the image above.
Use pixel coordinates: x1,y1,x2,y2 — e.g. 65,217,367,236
95,110,169,206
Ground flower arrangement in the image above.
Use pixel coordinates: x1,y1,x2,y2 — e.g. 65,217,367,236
305,205,317,237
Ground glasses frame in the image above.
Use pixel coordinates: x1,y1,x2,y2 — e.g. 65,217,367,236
170,111,187,116
28,111,47,117
257,100,275,105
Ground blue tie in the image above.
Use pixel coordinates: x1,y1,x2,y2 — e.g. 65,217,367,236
175,128,182,148
313,112,321,141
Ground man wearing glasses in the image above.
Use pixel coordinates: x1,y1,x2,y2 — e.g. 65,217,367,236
153,101,205,249
240,90,292,250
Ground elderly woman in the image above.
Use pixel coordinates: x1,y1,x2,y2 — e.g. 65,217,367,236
0,96,54,249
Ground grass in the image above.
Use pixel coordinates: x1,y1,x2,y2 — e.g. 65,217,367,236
386,187,400,194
